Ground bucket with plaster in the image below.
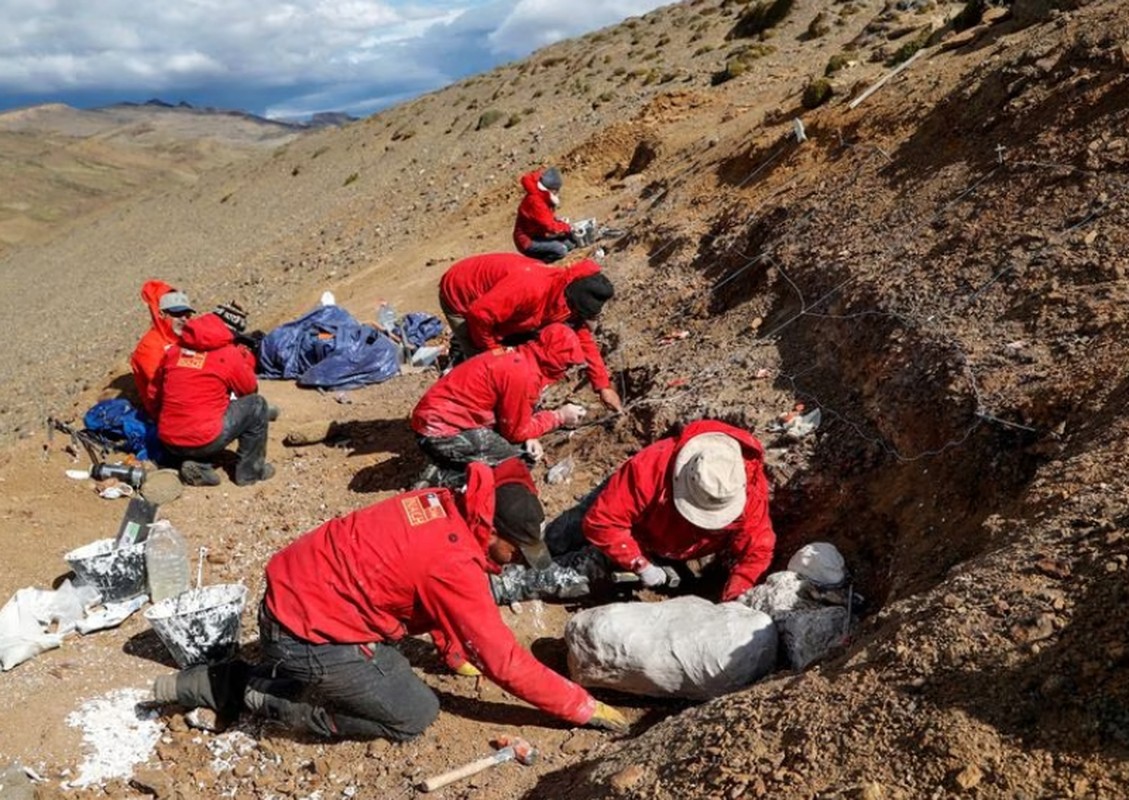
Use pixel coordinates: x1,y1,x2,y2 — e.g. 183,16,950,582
144,583,248,668
64,538,148,603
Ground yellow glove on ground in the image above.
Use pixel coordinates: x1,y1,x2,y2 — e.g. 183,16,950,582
454,662,482,677
587,701,629,733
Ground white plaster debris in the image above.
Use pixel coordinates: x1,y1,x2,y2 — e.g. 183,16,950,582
207,730,259,772
65,688,162,788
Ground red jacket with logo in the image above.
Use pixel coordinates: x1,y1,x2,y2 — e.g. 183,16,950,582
513,169,572,251
438,253,611,390
582,420,776,601
130,280,181,416
411,324,584,441
264,462,596,725
153,314,258,447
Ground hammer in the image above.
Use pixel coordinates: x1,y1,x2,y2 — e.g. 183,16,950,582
420,736,538,793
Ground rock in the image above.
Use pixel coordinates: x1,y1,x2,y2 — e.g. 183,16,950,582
954,764,983,790
609,764,646,792
283,421,336,446
560,733,591,755
366,739,391,758
0,764,35,800
983,6,1010,24
130,767,175,798
860,782,886,800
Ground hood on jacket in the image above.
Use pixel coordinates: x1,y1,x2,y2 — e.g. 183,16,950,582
462,461,547,569
548,259,602,309
520,323,585,381
521,169,559,206
140,279,178,343
179,313,236,351
675,419,766,463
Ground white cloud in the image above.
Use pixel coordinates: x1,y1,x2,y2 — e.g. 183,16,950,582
487,0,669,56
0,0,673,117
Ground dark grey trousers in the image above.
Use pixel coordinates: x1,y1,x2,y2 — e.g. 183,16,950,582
522,238,574,263
164,394,270,485
416,428,523,488
253,602,439,741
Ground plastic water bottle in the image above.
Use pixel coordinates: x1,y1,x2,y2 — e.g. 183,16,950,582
377,301,397,331
146,520,190,603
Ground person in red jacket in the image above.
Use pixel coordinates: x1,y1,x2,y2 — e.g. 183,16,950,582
130,281,195,417
149,460,629,740
438,252,623,411
152,312,275,487
543,420,776,602
411,323,589,486
513,166,576,263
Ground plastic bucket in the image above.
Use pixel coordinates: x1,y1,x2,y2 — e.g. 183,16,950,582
144,583,248,668
64,538,148,602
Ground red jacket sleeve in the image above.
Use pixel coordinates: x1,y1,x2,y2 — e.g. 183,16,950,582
148,356,167,416
226,345,259,397
420,558,596,725
720,470,777,601
494,365,560,442
523,194,572,238
575,325,611,391
581,458,653,570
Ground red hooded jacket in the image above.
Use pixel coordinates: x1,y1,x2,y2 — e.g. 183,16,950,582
438,253,611,390
513,169,572,251
130,280,181,416
411,324,585,441
153,313,258,448
582,420,776,601
264,462,596,726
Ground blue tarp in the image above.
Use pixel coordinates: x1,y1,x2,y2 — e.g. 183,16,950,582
397,312,445,348
258,305,404,390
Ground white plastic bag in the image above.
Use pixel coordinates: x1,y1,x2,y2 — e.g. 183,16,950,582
565,595,777,700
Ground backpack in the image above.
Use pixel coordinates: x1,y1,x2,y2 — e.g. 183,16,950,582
82,398,163,463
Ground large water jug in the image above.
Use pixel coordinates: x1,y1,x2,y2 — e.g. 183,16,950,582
146,520,189,603
376,301,397,331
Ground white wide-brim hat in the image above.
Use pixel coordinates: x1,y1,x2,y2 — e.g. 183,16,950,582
672,432,747,529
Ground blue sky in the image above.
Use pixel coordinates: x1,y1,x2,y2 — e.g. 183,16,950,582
0,0,673,119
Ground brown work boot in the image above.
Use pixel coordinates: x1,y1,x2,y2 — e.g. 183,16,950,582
180,461,221,487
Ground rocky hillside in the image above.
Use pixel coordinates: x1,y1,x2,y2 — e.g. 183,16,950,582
0,0,1126,797
0,100,334,253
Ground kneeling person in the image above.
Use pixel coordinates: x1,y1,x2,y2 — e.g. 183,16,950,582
153,312,275,486
411,323,588,486
541,420,777,602
151,461,627,740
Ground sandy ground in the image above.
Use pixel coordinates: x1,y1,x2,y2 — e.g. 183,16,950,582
1,0,1128,798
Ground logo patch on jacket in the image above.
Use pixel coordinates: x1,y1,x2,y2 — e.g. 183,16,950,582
176,350,206,369
402,493,447,526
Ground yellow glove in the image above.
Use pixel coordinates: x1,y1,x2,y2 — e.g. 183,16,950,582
454,662,482,677
587,701,629,733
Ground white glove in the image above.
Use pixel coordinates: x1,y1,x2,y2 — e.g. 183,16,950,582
555,403,588,427
524,439,545,462
637,563,668,588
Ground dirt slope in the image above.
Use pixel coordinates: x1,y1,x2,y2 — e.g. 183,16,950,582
1,0,1127,798
0,102,311,253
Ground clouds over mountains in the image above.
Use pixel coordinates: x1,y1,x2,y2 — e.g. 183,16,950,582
0,0,670,118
